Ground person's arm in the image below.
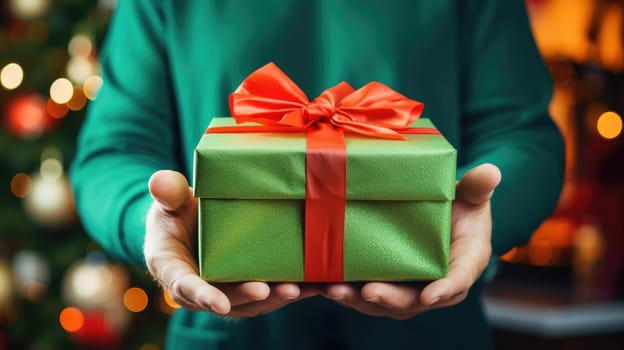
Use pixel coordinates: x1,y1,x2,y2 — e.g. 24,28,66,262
71,0,318,316
71,0,178,266
458,0,564,255
324,0,564,318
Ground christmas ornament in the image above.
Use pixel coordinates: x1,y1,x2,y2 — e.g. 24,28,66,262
4,94,52,139
61,259,132,337
70,310,121,349
22,172,75,228
62,260,128,308
12,250,50,302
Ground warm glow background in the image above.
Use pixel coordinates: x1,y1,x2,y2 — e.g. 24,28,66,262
1,0,623,349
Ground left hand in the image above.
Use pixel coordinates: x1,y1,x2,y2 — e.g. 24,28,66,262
322,163,502,320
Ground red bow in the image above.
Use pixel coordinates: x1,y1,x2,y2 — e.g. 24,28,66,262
229,62,424,139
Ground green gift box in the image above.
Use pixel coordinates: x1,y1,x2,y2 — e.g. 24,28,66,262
194,117,456,282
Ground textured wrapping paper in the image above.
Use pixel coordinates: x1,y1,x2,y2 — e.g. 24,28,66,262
194,117,456,282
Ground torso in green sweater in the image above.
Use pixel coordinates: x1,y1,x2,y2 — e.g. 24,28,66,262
71,1,564,348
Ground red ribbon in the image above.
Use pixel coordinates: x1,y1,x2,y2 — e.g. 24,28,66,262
209,62,438,281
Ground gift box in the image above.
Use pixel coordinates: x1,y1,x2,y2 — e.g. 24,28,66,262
193,63,456,282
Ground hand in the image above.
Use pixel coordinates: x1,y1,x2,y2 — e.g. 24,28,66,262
144,170,319,317
322,163,502,319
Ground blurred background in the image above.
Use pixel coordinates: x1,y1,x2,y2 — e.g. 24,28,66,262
0,0,623,349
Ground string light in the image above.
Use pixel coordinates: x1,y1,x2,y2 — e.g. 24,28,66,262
11,173,32,198
49,78,73,104
1,62,24,90
596,111,623,139
59,307,84,333
83,75,103,100
123,287,148,312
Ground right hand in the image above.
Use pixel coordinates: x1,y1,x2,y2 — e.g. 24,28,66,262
144,170,319,317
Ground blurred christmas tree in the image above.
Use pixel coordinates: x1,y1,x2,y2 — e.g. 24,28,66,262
0,1,173,349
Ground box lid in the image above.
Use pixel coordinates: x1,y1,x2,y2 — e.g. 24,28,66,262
194,118,456,201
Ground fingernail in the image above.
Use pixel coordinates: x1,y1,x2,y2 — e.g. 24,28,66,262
365,297,380,303
210,301,228,315
426,297,441,305
280,295,297,302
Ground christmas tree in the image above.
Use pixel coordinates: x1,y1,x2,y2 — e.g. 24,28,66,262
1,1,172,349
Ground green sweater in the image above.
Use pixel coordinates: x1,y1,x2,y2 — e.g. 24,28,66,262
71,1,564,348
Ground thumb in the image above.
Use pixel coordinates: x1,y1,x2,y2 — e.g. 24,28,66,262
149,170,191,212
455,163,502,205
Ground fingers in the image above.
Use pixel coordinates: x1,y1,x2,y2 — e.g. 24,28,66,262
228,283,316,318
456,163,501,205
324,282,470,320
324,283,417,319
149,170,192,212
419,222,491,306
168,274,231,313
218,282,271,306
419,268,473,306
360,282,421,310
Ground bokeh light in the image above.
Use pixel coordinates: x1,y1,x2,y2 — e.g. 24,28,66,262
527,241,553,266
59,307,84,333
9,0,50,20
596,111,623,139
163,290,180,309
159,290,180,314
1,63,24,90
25,281,47,303
71,264,112,300
49,78,74,104
11,173,32,198
4,94,49,139
83,75,103,100
67,87,87,111
46,98,69,119
123,287,148,313
40,158,63,181
68,34,93,58
23,173,75,228
67,57,93,84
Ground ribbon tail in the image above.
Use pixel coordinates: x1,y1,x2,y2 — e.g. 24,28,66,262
304,122,346,282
